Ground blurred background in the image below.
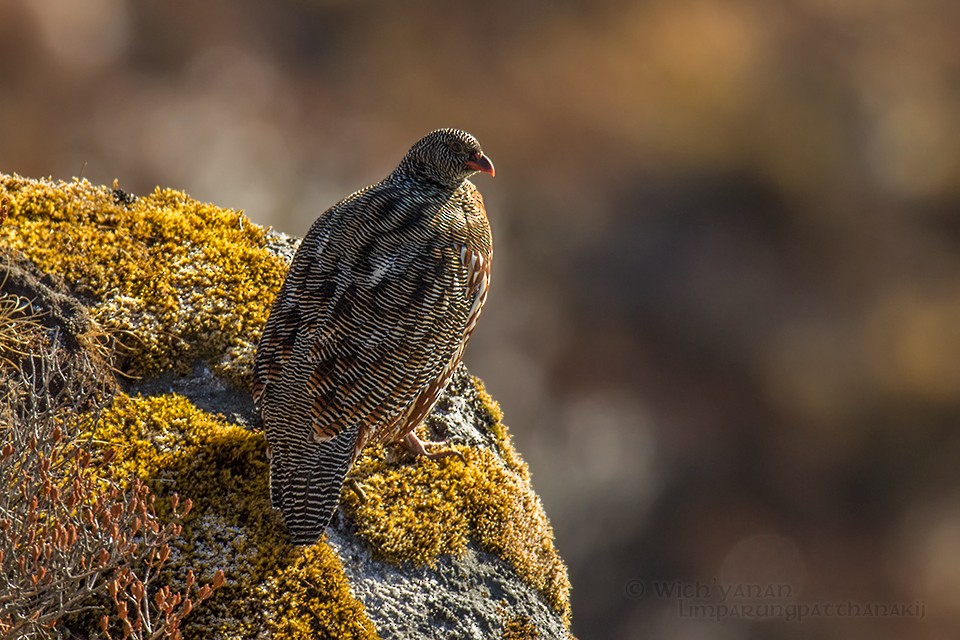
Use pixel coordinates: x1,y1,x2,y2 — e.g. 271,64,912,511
3,0,960,637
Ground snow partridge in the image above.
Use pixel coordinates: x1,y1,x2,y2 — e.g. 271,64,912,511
253,128,495,544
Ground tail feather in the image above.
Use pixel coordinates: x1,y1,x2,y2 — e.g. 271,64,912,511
269,423,361,545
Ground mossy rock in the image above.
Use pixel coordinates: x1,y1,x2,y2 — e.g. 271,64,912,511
0,174,289,385
0,174,572,639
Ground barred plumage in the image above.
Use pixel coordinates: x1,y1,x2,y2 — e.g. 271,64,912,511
253,129,494,544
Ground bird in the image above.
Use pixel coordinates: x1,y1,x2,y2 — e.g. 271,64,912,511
252,128,495,544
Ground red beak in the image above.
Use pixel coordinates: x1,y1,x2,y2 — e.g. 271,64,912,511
465,153,495,177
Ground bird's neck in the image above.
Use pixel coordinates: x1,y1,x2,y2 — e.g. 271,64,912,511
389,164,462,195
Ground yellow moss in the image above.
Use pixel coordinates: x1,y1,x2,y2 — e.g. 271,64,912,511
264,545,379,639
472,375,504,426
91,393,376,638
472,375,530,482
343,410,572,626
0,174,287,384
501,615,541,640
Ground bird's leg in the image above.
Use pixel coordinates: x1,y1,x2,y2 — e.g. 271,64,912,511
400,430,465,461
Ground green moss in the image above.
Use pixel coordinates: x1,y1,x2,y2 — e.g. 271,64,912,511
91,393,377,639
343,385,572,627
0,175,287,384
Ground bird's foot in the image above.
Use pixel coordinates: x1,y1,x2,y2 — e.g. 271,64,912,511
400,431,465,461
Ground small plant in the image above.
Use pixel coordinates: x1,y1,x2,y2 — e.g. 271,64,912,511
0,339,222,639
0,285,42,370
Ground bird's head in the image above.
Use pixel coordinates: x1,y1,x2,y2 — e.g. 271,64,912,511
396,128,495,188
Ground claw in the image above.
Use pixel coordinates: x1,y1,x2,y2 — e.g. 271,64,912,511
400,431,465,461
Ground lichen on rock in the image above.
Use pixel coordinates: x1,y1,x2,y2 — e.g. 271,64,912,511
89,393,377,639
0,174,288,384
342,370,571,627
0,173,573,639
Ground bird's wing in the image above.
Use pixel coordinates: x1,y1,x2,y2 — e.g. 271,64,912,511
252,186,380,542
308,195,476,441
375,181,493,443
251,186,367,409
255,182,480,441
